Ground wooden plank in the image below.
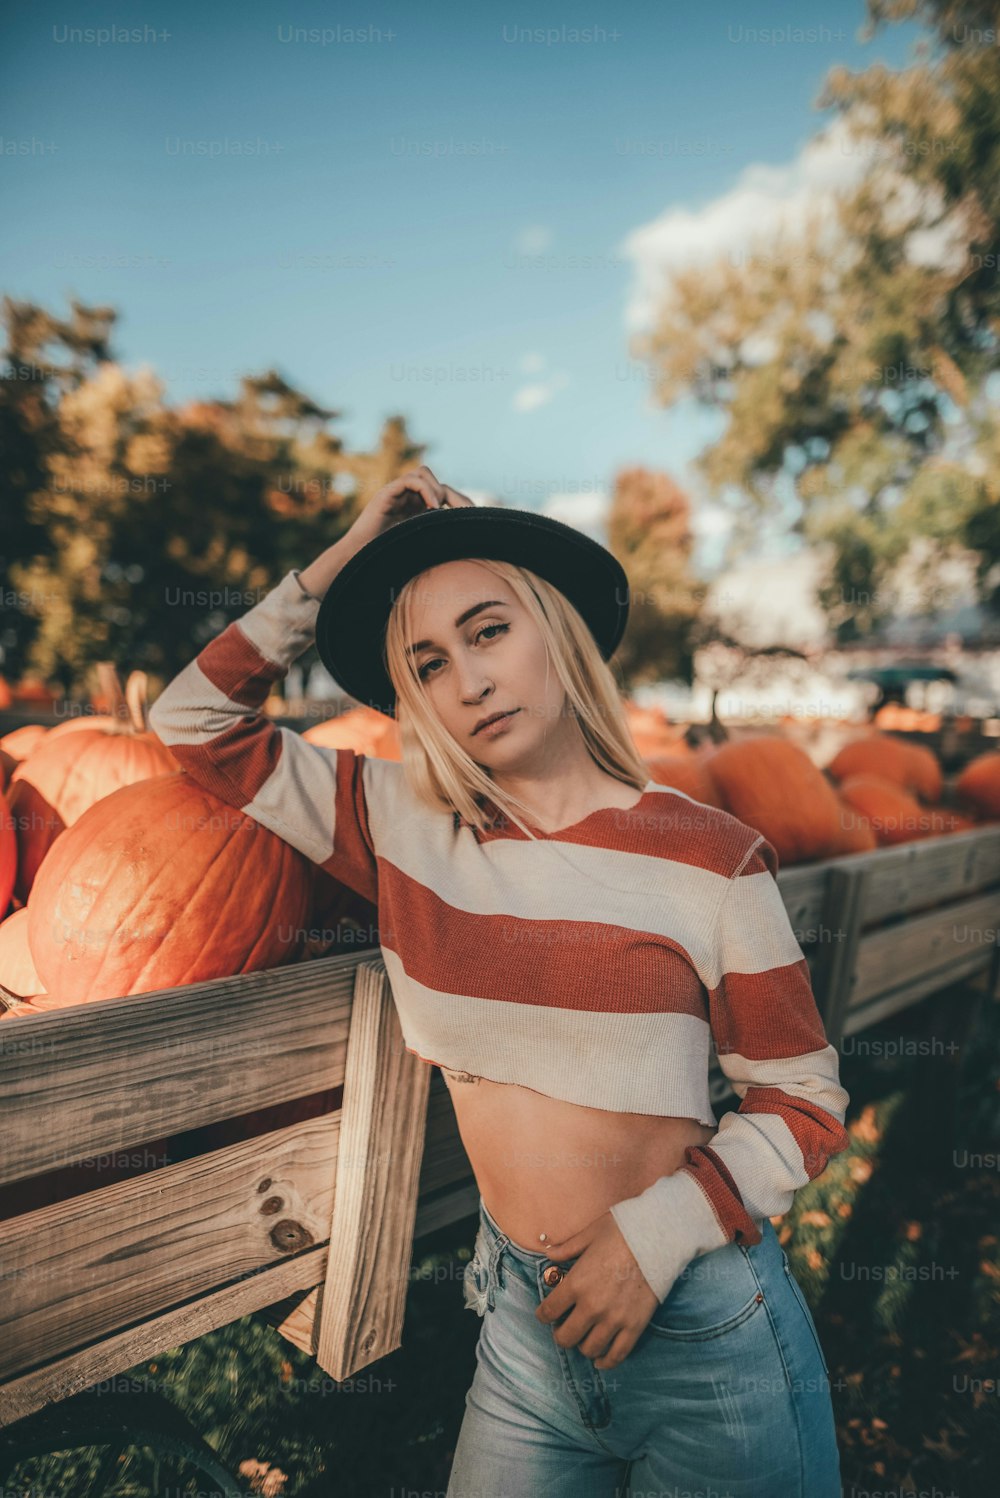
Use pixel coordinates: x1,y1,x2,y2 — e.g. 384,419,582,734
0,1246,328,1429
852,827,1000,927
312,958,431,1383
842,950,995,1036
0,949,375,1186
775,861,832,945
0,1114,339,1381
815,863,872,1052
268,1175,485,1358
849,890,1000,1010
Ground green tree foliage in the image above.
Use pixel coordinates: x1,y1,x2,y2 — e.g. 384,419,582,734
0,297,427,695
633,0,1000,644
606,464,700,687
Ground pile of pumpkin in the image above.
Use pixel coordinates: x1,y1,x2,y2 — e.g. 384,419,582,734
0,674,394,1022
4,683,1000,1022
643,726,1000,866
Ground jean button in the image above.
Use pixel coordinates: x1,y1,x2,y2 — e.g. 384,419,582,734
542,1264,563,1287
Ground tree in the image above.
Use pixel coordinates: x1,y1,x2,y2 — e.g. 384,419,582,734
633,0,1000,643
605,465,701,688
0,297,428,695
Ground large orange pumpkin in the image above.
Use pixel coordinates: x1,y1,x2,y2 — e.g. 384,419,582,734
698,734,844,864
955,752,1000,821
9,669,180,902
27,772,313,1004
645,754,724,808
826,733,942,803
837,774,933,846
0,907,44,995
302,705,401,760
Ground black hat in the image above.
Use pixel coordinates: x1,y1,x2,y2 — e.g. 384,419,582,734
315,504,630,717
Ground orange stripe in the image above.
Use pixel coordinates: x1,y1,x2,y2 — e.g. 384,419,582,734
476,792,750,875
376,865,709,1017
740,1087,850,1176
708,957,829,1060
678,1150,764,1247
198,620,286,709
168,715,281,806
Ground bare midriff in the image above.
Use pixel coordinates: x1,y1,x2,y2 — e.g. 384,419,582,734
440,1067,719,1254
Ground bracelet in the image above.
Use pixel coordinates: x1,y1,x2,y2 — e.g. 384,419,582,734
291,569,319,602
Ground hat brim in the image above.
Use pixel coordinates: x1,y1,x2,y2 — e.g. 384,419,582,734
315,505,630,717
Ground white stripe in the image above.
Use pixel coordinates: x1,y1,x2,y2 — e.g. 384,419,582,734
381,946,718,1125
709,867,806,986
366,777,732,967
715,1043,850,1116
700,1110,819,1218
234,569,321,666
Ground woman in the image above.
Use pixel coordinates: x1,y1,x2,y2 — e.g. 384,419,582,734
148,465,850,1497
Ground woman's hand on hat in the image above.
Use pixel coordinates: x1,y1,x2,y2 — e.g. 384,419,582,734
344,465,475,553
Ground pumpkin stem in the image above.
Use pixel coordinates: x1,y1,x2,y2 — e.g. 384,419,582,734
94,662,130,731
124,671,149,733
0,981,29,1012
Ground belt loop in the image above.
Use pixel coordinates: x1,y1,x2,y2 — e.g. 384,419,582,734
486,1231,509,1309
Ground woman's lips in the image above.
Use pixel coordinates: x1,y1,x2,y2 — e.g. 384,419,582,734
476,709,520,737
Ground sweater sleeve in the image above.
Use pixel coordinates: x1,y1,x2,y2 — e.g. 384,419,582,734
609,834,851,1301
147,569,380,905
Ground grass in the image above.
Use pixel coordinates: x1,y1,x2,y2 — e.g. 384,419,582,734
5,985,999,1497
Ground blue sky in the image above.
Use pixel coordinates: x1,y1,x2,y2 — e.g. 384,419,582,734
1,0,922,573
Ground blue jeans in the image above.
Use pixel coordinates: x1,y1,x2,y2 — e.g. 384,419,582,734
446,1194,842,1498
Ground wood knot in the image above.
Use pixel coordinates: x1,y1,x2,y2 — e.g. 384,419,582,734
258,1177,272,1193
260,1195,284,1215
269,1219,314,1253
360,1328,378,1354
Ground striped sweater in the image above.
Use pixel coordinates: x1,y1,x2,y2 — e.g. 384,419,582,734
148,568,852,1302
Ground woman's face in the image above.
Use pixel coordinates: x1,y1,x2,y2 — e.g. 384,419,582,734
404,559,566,767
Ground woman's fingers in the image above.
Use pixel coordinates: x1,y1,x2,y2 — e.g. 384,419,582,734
440,483,475,507
387,470,443,508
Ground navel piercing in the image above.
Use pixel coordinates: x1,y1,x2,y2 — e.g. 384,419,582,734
539,1232,548,1242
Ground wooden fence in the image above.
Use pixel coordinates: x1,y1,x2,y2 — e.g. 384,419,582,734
2,825,1000,1433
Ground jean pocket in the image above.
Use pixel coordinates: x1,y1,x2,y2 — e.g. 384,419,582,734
462,1222,491,1317
781,1256,830,1377
645,1246,764,1342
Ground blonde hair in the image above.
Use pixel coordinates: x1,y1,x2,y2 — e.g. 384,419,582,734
382,558,649,839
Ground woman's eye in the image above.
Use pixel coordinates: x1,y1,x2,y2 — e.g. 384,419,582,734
416,622,509,681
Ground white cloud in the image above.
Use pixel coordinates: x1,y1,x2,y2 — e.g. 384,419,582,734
512,370,570,412
539,489,610,541
618,117,869,331
619,114,972,335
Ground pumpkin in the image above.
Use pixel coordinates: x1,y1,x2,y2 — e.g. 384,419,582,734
827,801,878,854
26,772,313,1004
624,702,691,760
922,805,978,835
302,705,401,760
826,733,942,803
0,794,15,919
955,752,1000,821
9,666,180,902
699,734,844,864
0,724,50,762
836,775,933,846
0,908,44,995
645,753,724,808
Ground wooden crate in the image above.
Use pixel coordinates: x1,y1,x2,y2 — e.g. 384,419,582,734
3,825,1000,1429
